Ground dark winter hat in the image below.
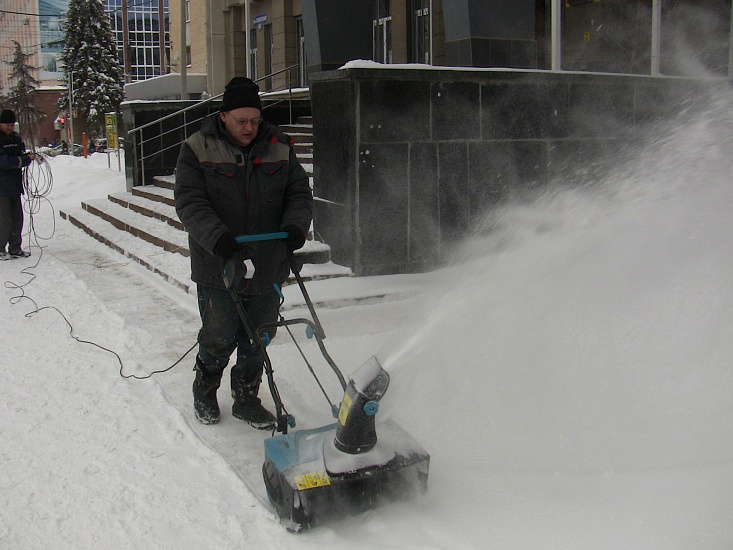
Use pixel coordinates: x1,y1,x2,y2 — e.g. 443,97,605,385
0,110,16,124
220,77,262,112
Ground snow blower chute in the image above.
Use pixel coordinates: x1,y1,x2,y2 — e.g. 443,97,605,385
263,355,431,532
228,233,430,532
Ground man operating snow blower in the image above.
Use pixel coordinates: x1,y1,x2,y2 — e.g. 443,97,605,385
174,77,313,429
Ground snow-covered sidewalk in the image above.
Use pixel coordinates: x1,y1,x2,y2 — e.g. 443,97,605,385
3,94,733,550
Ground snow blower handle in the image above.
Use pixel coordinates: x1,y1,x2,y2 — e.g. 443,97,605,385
235,232,289,244
233,231,348,397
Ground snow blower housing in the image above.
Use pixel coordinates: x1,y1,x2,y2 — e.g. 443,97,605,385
262,356,430,532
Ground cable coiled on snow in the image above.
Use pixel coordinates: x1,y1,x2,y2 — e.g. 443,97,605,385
22,153,56,243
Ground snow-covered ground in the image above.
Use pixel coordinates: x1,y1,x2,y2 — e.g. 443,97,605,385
2,88,733,549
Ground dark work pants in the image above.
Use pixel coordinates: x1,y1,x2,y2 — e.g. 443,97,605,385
0,195,23,253
196,284,280,383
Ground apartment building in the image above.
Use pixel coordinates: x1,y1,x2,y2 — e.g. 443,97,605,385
0,0,42,93
107,0,171,82
1,0,170,89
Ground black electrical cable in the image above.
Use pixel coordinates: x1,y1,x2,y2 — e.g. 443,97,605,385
3,153,198,381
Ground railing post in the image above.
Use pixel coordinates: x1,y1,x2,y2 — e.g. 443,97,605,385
140,137,146,188
651,0,662,75
289,67,293,124
729,0,733,78
551,0,562,72
129,129,139,191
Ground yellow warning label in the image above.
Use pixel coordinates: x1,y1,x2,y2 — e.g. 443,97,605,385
338,393,352,426
294,471,331,490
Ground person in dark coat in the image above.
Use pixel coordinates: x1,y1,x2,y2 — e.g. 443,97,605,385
175,77,313,428
0,109,35,260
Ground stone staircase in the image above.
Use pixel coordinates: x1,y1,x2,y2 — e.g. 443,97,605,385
59,115,351,296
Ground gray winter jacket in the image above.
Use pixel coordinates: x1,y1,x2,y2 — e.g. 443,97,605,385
174,115,313,293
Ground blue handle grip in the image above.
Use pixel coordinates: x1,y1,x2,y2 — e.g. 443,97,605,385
235,232,288,244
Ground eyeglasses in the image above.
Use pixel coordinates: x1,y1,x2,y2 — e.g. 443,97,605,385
228,115,263,127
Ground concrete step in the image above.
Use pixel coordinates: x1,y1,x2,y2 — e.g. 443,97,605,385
108,191,184,231
60,205,195,294
152,175,175,190
85,190,334,264
132,184,175,207
80,197,190,256
59,184,351,296
58,110,351,297
293,142,313,156
286,132,314,145
281,123,313,135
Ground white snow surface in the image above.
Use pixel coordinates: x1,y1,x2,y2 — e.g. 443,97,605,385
2,90,733,549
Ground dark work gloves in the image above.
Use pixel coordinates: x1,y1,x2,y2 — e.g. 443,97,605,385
282,225,306,251
214,233,255,290
222,252,255,290
214,232,239,260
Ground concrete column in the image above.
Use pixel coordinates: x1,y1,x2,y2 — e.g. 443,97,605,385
207,0,229,96
301,0,373,77
443,0,536,68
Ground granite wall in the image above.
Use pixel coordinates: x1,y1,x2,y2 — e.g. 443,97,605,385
310,67,719,275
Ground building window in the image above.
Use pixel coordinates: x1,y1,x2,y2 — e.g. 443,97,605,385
264,23,274,90
107,0,170,81
296,16,307,87
412,0,430,64
373,0,392,64
250,28,258,80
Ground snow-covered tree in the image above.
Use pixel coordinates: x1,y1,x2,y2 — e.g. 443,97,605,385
58,0,125,140
6,41,45,148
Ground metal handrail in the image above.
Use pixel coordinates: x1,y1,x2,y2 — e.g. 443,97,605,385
128,64,306,187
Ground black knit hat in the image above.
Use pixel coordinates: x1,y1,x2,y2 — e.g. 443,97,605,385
220,77,262,112
0,110,16,124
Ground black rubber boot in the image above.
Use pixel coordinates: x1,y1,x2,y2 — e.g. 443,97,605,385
193,359,224,425
231,368,276,430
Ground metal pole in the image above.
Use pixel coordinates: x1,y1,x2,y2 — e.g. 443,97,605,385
122,0,131,82
68,71,75,148
651,0,661,75
246,1,251,78
551,0,561,71
429,0,434,65
158,0,166,75
180,0,187,99
729,0,733,78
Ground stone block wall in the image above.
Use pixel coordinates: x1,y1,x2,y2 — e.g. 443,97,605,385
310,67,717,276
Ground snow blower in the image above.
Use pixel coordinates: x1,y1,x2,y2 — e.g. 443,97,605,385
229,233,430,532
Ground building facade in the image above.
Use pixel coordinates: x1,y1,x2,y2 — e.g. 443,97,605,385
2,1,171,89
163,0,730,99
167,0,449,97
107,0,171,82
0,0,42,93
1,1,171,143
